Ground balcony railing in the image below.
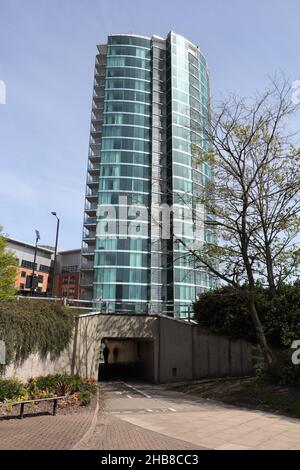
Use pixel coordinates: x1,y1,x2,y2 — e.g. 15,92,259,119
84,217,97,225
83,231,96,239
88,163,100,172
87,176,99,184
85,202,97,211
86,189,98,198
91,127,102,134
93,91,105,99
81,262,94,271
80,279,94,287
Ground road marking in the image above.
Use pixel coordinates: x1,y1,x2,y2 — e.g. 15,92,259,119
168,407,176,412
146,409,153,412
127,395,132,399
121,382,152,399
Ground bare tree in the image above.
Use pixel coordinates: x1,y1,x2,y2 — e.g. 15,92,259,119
171,79,300,367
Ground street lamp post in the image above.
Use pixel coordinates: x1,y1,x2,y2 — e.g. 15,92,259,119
51,212,60,297
30,230,40,296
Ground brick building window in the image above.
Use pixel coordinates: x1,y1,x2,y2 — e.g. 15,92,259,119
21,260,37,270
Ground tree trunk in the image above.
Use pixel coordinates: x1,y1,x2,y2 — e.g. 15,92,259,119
248,291,273,367
265,244,277,297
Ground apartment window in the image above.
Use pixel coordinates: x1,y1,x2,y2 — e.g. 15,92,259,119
21,271,26,278
37,275,44,284
69,276,76,284
19,283,25,290
39,264,51,273
63,276,69,285
62,265,78,273
21,260,37,270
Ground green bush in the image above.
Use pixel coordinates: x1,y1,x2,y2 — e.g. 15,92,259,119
77,389,91,406
31,374,97,404
193,283,300,349
257,350,300,386
0,300,75,366
0,374,97,405
0,377,27,401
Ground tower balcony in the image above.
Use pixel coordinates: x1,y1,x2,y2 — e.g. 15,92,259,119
88,153,100,163
81,261,94,271
89,142,101,153
84,216,97,226
85,188,98,201
85,201,97,213
88,162,100,174
92,101,104,112
83,231,96,242
86,175,99,188
82,247,95,257
80,276,94,287
91,110,103,121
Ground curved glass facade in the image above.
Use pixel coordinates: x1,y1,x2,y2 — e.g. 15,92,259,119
167,32,215,315
94,35,152,312
81,33,215,317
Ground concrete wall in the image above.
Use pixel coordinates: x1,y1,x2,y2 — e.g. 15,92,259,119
159,317,193,382
3,313,253,384
158,317,253,383
4,314,101,381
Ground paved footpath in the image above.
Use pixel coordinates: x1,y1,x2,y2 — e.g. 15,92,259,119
78,381,300,450
0,399,97,450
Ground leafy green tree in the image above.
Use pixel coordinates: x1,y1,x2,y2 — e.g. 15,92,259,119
0,228,18,299
193,283,300,350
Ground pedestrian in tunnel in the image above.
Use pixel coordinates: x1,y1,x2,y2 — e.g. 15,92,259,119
103,344,110,366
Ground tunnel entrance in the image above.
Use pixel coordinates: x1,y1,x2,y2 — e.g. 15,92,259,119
98,338,155,383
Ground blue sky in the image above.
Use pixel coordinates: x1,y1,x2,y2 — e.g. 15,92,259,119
0,0,299,249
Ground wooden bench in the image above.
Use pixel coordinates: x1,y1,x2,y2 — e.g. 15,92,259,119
11,396,67,419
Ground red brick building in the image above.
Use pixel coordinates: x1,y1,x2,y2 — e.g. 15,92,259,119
54,249,81,299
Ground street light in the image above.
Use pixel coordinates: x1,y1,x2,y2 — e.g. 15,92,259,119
30,230,40,296
51,212,60,297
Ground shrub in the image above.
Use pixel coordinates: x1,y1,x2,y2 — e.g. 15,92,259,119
0,374,97,406
30,374,97,405
77,389,91,406
257,350,300,386
193,283,300,349
0,300,75,367
0,377,27,401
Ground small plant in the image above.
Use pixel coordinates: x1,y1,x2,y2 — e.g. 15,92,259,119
55,380,72,396
0,377,27,401
77,389,91,406
0,374,97,409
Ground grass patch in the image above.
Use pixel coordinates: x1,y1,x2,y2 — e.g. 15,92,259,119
166,377,300,419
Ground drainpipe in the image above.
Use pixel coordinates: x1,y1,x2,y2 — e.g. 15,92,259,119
71,316,79,375
157,316,161,383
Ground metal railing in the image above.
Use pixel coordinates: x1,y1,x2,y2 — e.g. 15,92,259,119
14,296,194,319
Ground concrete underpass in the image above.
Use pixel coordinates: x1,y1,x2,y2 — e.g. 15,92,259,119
98,338,155,382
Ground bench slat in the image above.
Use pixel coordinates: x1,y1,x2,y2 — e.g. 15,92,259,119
11,396,67,406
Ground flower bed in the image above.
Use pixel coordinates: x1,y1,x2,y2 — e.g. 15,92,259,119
0,374,98,416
